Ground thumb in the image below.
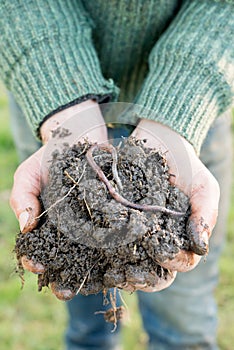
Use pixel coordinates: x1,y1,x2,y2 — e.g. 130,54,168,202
10,147,45,233
187,168,220,255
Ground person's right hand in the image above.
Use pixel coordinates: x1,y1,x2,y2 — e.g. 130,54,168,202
10,100,109,300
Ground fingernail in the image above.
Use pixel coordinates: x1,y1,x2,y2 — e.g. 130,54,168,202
19,211,29,232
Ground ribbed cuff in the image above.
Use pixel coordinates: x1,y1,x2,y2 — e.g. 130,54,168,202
11,33,118,136
135,53,231,153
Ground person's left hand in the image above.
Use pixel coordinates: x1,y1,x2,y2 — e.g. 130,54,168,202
131,119,220,274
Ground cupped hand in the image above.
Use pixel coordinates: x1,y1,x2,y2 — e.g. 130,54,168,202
10,100,109,300
132,119,220,273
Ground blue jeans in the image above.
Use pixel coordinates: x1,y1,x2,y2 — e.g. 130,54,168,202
9,96,232,350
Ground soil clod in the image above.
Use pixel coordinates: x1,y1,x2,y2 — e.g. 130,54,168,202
15,138,193,302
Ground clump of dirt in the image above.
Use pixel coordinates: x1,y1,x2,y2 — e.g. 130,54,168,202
15,138,191,297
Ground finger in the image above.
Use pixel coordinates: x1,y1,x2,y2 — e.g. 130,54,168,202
21,256,45,274
141,269,176,292
188,168,220,255
138,272,176,292
50,282,76,301
156,250,201,272
10,147,45,233
156,168,220,272
118,275,176,293
118,270,177,292
137,270,177,292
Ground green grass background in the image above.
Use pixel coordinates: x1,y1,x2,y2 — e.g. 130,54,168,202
0,84,233,349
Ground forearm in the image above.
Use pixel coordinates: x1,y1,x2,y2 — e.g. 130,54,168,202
134,0,234,154
0,0,118,138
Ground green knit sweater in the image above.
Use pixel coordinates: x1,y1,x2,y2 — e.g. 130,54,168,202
0,0,233,153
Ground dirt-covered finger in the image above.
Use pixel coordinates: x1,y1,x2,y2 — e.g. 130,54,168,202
156,250,201,272
50,282,76,301
118,270,176,292
21,256,45,274
120,265,177,292
137,272,176,292
187,217,210,255
10,147,45,232
188,169,220,255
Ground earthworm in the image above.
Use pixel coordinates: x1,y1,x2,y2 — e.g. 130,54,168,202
86,144,185,217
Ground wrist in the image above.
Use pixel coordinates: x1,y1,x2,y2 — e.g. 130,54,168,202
40,100,100,144
134,119,196,155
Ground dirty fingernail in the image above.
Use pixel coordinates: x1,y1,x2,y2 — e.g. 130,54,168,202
19,211,29,232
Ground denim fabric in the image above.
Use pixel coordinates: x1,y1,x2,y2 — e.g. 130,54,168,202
8,94,232,350
65,291,122,350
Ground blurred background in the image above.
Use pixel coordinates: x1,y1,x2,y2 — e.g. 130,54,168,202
0,83,233,350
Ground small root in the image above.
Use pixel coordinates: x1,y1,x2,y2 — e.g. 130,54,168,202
76,272,90,296
35,166,86,221
35,183,77,220
83,188,93,220
103,306,126,329
95,288,125,331
64,170,79,185
76,259,100,295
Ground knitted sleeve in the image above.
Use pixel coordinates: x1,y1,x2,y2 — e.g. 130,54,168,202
0,0,119,136
135,0,234,154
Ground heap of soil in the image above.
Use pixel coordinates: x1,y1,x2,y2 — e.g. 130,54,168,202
15,138,191,297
